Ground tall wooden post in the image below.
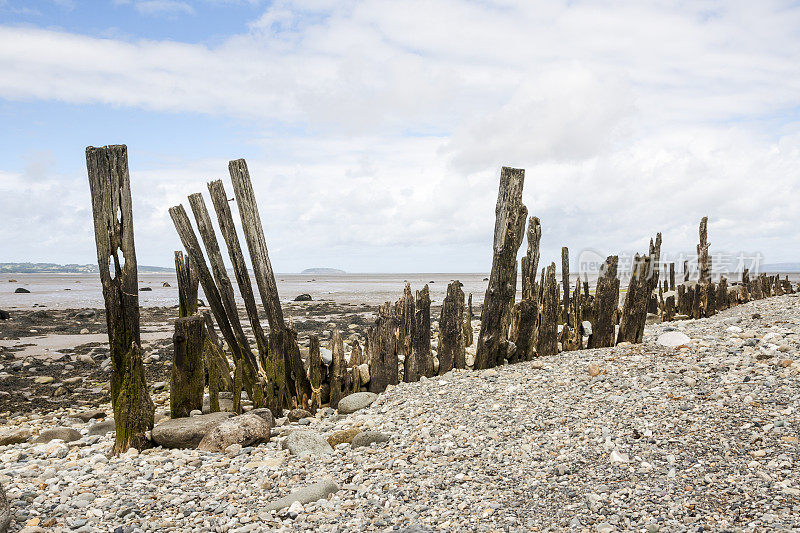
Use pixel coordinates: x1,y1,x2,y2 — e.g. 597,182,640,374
86,145,154,455
170,315,205,418
329,329,352,408
683,260,689,283
463,293,474,348
521,216,542,300
669,262,675,292
698,217,710,284
475,167,528,369
561,247,570,322
439,280,465,373
308,335,322,413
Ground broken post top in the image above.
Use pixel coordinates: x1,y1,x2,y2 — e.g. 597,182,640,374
492,167,527,254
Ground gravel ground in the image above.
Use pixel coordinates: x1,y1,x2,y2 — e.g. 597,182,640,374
1,294,799,532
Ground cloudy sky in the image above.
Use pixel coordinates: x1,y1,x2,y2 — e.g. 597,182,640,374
1,0,799,273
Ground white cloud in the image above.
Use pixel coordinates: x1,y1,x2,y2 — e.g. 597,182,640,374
1,0,800,270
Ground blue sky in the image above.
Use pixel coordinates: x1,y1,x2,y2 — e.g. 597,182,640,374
1,0,799,272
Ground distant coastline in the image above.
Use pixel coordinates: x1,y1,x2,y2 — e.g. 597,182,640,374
0,262,173,274
300,267,346,274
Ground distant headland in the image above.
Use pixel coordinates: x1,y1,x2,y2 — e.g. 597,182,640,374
300,267,346,274
0,262,173,274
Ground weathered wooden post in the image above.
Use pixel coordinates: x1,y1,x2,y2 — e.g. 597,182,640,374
698,217,711,283
536,263,559,356
397,284,415,382
170,315,205,418
370,302,399,393
509,298,538,363
329,329,353,408
683,260,690,283
617,254,651,344
308,335,322,413
86,145,154,455
521,217,542,300
562,278,583,351
561,247,570,322
669,262,675,292
475,167,528,369
439,280,466,373
589,256,619,348
411,285,433,378
175,251,198,318
228,159,312,405
463,293,474,348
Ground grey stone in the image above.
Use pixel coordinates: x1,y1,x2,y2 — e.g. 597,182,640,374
88,419,116,436
198,413,272,453
151,412,232,449
351,431,390,448
264,478,338,512
398,526,432,533
74,409,106,422
337,391,378,414
34,427,82,444
283,430,333,456
288,409,312,422
248,408,275,427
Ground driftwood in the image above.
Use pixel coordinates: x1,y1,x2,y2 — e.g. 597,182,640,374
475,167,527,369
170,315,205,418
86,144,154,455
228,159,312,405
175,251,198,318
439,280,465,373
411,285,433,379
397,284,415,381
370,303,399,393
589,256,619,348
536,263,559,356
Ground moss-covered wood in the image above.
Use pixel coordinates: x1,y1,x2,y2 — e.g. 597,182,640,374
170,315,205,418
86,144,154,455
369,302,399,393
309,335,322,413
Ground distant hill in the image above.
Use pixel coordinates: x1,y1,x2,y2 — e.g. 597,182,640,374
301,267,346,274
0,262,173,273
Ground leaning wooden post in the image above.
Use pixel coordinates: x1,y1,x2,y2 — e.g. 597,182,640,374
439,280,465,373
589,256,619,348
228,159,312,404
411,285,433,378
536,263,559,356
397,284,415,382
475,167,528,370
175,251,198,318
169,205,265,408
170,315,205,418
86,145,154,455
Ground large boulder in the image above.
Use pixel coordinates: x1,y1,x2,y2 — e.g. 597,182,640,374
264,478,338,512
0,428,31,446
337,392,378,414
0,310,9,320
294,294,312,301
88,419,116,436
0,482,10,533
34,427,82,444
151,412,232,449
13,287,29,294
198,413,272,453
283,430,333,456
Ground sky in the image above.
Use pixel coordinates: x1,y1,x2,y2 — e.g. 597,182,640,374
1,0,799,273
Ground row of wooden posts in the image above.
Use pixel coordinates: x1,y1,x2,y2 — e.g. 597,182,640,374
87,150,795,455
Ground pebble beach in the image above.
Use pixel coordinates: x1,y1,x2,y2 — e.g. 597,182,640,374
1,293,798,532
